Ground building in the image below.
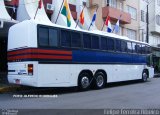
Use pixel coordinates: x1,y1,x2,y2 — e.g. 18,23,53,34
139,0,148,43
148,0,160,46
87,0,142,41
147,0,160,72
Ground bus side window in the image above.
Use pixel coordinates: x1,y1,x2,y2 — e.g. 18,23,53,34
107,38,114,51
115,39,121,52
121,41,127,53
136,44,142,54
61,30,71,47
141,45,146,54
83,33,91,49
71,32,81,48
148,46,152,54
101,37,107,50
132,42,137,53
49,29,58,47
39,27,49,46
127,42,132,53
92,35,99,49
145,45,150,54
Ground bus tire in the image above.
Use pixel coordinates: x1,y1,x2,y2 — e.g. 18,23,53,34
142,70,148,82
78,72,91,91
94,72,106,89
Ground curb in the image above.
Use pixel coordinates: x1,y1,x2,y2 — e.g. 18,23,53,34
0,85,20,93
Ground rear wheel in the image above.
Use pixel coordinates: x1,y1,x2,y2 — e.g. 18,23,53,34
142,70,148,82
78,73,91,91
94,72,106,89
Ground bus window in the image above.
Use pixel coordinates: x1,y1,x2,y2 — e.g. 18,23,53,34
148,46,152,54
49,29,58,47
127,42,132,53
116,39,121,52
83,33,91,49
136,44,142,54
107,38,114,51
71,32,81,48
132,42,137,53
145,45,150,54
101,37,107,50
141,44,146,54
61,30,71,47
39,27,49,46
121,41,127,52
92,35,99,49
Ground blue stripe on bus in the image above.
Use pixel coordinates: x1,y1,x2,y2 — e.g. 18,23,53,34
72,50,147,64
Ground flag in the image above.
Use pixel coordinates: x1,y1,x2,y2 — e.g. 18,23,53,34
38,0,42,9
114,19,119,33
105,16,112,33
79,8,84,25
61,0,71,27
114,15,122,33
91,11,97,26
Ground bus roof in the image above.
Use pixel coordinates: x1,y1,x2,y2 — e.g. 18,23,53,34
11,19,149,45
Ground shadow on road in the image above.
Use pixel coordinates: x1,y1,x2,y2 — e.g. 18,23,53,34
10,79,153,95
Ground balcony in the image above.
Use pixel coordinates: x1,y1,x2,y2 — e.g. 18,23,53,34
102,6,131,24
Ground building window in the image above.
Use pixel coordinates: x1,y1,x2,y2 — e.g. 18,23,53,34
141,10,145,22
127,29,137,40
156,15,160,26
119,2,123,11
106,0,117,8
157,0,160,6
127,6,137,20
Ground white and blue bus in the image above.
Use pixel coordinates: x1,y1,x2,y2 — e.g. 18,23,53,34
8,20,154,90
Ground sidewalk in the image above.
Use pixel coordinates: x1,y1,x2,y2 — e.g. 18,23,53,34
154,73,160,78
0,72,20,93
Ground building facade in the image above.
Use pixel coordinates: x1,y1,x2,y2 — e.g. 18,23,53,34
148,0,160,46
146,0,160,72
87,0,141,41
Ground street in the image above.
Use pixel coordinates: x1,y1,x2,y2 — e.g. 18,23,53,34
0,77,160,110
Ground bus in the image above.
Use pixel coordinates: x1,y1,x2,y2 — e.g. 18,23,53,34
7,20,154,90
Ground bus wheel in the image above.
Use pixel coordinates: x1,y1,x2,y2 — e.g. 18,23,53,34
78,73,91,91
94,72,106,89
142,70,148,82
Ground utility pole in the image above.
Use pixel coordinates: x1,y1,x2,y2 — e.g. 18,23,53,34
146,4,149,43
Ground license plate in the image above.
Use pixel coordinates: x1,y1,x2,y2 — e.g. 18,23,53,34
15,79,21,84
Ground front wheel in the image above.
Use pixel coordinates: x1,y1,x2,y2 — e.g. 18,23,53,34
142,70,148,82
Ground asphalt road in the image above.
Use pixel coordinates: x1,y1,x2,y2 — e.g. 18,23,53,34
0,77,160,111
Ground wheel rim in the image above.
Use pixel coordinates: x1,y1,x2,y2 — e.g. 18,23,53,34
96,75,104,87
143,72,147,81
81,76,90,89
